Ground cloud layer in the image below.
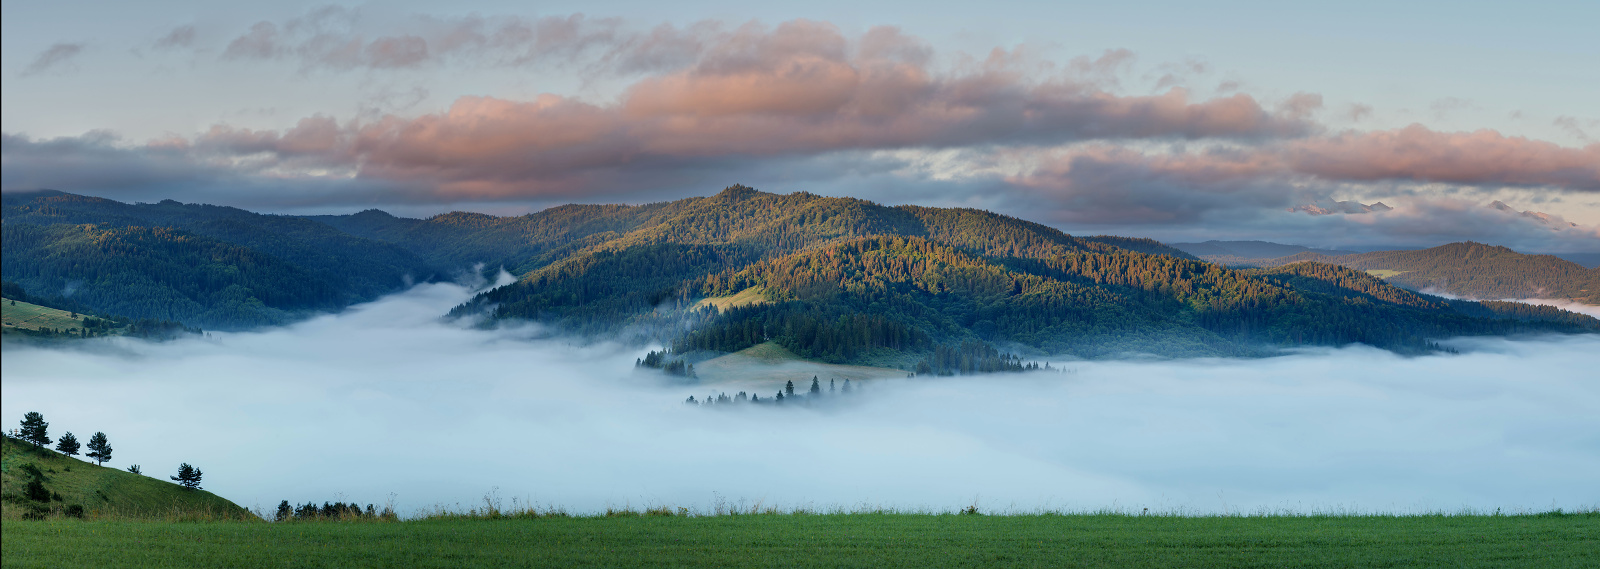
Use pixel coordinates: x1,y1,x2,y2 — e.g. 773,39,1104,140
2,283,1596,515
3,14,1597,251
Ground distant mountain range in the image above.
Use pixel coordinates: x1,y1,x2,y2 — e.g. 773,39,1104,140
1171,241,1360,265
1206,243,1600,305
3,188,1595,363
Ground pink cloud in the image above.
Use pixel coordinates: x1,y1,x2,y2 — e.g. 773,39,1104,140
1287,125,1600,189
176,20,1306,198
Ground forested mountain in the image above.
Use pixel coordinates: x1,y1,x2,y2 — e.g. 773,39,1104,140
1240,242,1600,303
442,187,1597,361
2,191,437,329
4,187,1595,361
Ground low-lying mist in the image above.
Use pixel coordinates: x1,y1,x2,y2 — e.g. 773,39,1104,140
3,282,1596,516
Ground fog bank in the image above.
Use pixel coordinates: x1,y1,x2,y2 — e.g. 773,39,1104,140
3,282,1597,516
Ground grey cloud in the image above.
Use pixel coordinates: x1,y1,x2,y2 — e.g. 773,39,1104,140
212,10,650,74
1429,97,1475,120
1553,116,1597,142
154,25,197,49
21,43,86,76
223,22,282,59
1345,103,1374,122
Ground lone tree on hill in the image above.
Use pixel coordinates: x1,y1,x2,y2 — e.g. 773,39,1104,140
55,432,80,457
171,463,203,490
19,412,51,448
85,432,112,466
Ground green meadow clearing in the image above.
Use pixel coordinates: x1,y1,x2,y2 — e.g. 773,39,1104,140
1,298,89,335
4,511,1597,568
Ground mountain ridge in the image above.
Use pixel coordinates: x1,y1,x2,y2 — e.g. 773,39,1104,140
4,188,1596,363
1234,242,1600,304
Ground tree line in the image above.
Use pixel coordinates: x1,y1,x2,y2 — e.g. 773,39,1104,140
685,376,862,407
7,411,204,494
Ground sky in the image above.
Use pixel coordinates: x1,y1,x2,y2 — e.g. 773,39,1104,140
3,0,1598,252
3,281,1596,516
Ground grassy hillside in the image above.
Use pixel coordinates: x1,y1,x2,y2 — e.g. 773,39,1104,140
691,341,907,393
1,297,116,339
4,512,1597,568
0,436,253,521
1249,242,1600,304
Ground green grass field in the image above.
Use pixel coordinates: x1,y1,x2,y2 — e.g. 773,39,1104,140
692,286,771,312
3,511,1596,568
692,341,908,393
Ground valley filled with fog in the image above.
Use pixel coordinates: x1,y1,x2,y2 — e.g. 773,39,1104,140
3,282,1596,516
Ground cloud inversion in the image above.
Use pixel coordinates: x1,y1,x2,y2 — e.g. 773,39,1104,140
1,283,1595,515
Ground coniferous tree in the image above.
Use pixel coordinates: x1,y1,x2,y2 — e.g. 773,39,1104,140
171,463,203,490
25,477,51,502
276,500,292,522
85,432,112,466
127,464,142,475
785,380,795,396
830,379,836,393
843,379,853,393
18,412,50,448
775,391,785,403
55,432,80,457
809,377,821,395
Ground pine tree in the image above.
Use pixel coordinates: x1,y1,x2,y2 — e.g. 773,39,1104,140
85,432,112,466
127,464,142,475
785,380,795,396
809,377,821,395
55,432,80,457
276,500,292,522
171,463,203,490
843,379,853,393
830,379,836,393
18,412,50,448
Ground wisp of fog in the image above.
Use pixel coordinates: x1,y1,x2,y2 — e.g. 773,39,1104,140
3,282,1597,516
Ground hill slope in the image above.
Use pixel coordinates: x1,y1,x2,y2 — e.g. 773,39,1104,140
435,187,1596,361
1247,242,1600,303
1,436,253,521
1171,240,1357,261
6,188,1595,361
2,191,441,329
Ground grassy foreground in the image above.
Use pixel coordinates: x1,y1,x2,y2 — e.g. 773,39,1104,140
4,512,1596,568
